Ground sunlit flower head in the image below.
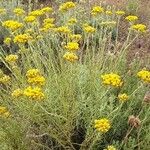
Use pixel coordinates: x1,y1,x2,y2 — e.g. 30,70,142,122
91,6,104,16
0,75,11,84
131,24,147,33
59,1,76,12
118,93,129,102
125,15,138,22
41,7,53,13
104,145,117,150
101,73,123,87
24,16,36,23
137,69,150,83
29,9,44,17
64,42,79,51
11,88,23,98
55,26,71,34
5,54,18,63
94,118,111,133
69,34,82,42
63,52,78,62
4,37,11,45
13,8,25,16
26,69,40,78
83,24,96,33
27,75,45,86
115,10,125,16
105,10,113,15
14,34,32,44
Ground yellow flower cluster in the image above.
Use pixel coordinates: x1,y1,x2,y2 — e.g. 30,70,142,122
29,9,44,17
26,69,45,86
91,6,104,16
59,1,76,12
105,10,113,15
0,75,11,84
2,20,23,31
55,26,71,34
131,24,147,32
41,7,53,13
64,42,79,51
125,15,138,22
104,145,117,150
5,54,18,63
83,24,96,33
69,34,82,42
137,69,150,83
23,86,45,100
13,8,25,16
63,52,78,62
14,34,32,44
115,10,125,15
101,73,123,87
68,18,77,25
11,88,23,98
118,93,129,102
0,8,6,14
94,118,111,133
24,15,36,23
0,106,10,117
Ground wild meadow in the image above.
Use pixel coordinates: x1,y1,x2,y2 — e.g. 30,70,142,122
0,0,150,150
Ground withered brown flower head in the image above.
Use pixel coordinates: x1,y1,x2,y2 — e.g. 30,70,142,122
128,115,141,128
143,91,150,104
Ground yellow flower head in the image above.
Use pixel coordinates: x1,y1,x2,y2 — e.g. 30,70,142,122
2,20,23,31
26,69,40,78
137,69,150,83
11,88,23,98
104,145,117,150
0,75,11,84
105,10,113,15
29,9,44,17
24,16,36,23
83,25,96,33
115,10,125,16
125,15,138,22
118,93,129,102
69,34,82,42
101,73,123,87
55,26,71,34
14,34,32,44
91,6,104,16
4,37,11,45
5,54,18,63
43,18,55,25
13,8,25,16
131,24,147,33
41,7,53,13
0,106,7,114
59,2,76,12
68,18,77,25
27,75,45,86
63,52,78,62
94,118,111,133
0,8,6,14
64,42,79,51
24,86,45,100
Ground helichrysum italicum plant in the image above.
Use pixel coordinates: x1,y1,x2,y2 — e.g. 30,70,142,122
0,0,149,150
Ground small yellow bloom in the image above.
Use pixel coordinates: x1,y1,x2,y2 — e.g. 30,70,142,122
0,8,6,14
0,75,11,84
26,69,40,78
59,2,76,12
43,18,55,25
27,75,45,86
115,10,125,16
4,37,11,45
91,6,104,16
0,106,7,114
55,26,71,34
68,18,77,25
64,42,79,51
101,73,123,87
118,93,129,102
11,88,23,98
24,16,36,23
29,9,44,17
41,7,53,13
69,34,82,42
24,86,45,100
137,69,150,83
14,34,32,44
63,52,78,62
83,25,96,33
5,54,18,63
131,24,147,33
125,15,138,22
13,8,25,16
104,145,117,150
105,10,113,15
94,118,111,133
2,20,23,31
